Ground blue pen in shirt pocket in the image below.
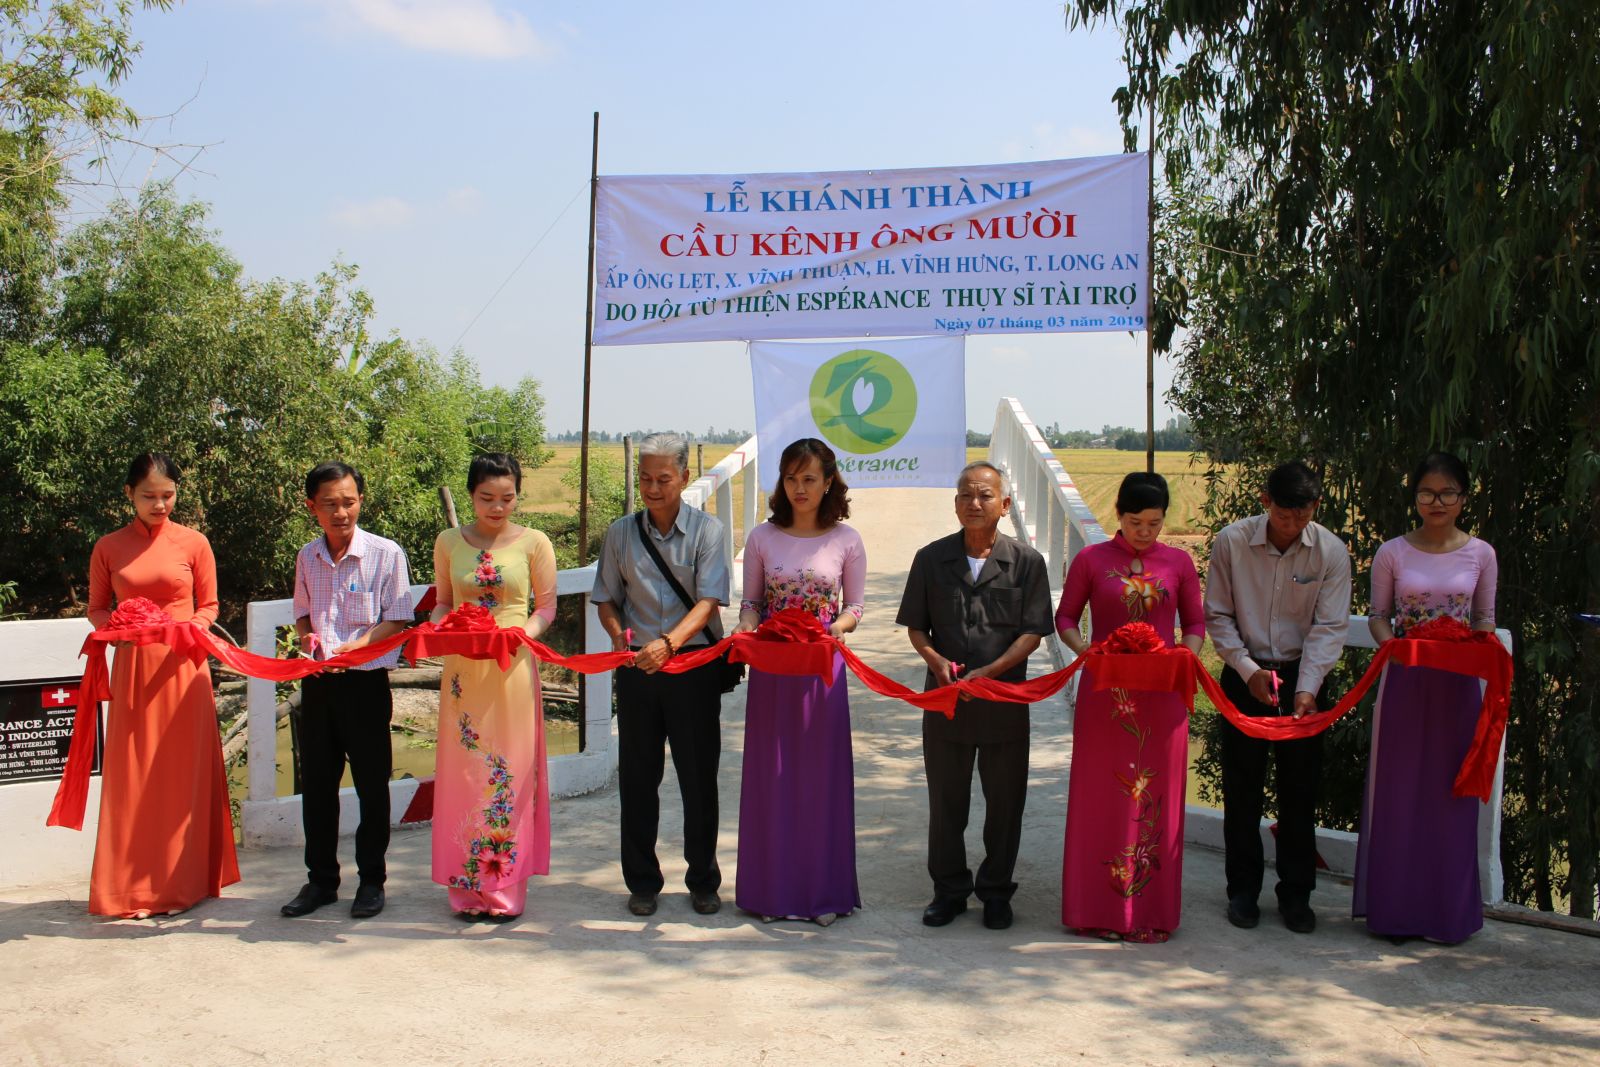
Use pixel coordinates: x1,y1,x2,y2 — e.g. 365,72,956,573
346,589,379,626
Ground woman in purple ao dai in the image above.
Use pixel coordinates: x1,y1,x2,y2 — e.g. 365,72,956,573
734,438,865,925
1357,451,1499,943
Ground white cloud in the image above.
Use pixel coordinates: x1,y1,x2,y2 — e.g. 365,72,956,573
340,0,547,59
330,195,415,229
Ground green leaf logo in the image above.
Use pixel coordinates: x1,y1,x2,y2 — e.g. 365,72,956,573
808,349,917,454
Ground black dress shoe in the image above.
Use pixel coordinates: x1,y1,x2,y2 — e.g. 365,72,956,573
281,883,337,917
921,897,968,927
1279,900,1316,934
628,892,658,916
350,884,385,919
690,890,722,915
1226,895,1260,929
982,899,1014,930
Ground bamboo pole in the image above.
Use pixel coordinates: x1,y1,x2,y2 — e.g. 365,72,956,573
578,111,600,565
1145,95,1157,474
576,111,601,754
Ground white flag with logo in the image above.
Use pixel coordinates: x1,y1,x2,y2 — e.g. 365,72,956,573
750,337,966,490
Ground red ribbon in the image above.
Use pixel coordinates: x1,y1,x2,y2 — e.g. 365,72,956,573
1085,620,1512,801
49,609,1512,831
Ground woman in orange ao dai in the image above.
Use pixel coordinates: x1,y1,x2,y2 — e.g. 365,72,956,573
85,453,239,917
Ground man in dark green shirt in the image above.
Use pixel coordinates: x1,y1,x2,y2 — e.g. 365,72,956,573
897,461,1055,931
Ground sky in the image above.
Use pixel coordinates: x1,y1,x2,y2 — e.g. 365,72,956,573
97,0,1178,436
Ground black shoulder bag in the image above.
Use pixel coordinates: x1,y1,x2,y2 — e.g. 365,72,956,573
635,510,745,694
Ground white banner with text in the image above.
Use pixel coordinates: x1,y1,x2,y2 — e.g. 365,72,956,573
594,154,1149,345
751,337,965,490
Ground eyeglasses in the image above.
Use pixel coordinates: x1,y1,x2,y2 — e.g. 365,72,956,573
1415,490,1464,506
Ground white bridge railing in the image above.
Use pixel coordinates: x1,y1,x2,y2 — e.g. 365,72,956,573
240,437,763,850
987,396,1511,904
681,434,760,600
988,397,1108,670
241,568,615,848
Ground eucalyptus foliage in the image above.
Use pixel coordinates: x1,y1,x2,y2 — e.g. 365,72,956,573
1069,0,1600,914
0,1,174,339
0,2,551,624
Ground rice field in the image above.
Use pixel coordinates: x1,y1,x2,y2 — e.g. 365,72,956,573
523,442,1209,536
522,443,739,514
1040,448,1210,536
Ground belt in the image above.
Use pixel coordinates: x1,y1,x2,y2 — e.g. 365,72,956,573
1254,656,1301,670
627,644,710,652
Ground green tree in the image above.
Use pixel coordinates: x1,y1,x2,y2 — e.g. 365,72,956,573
0,3,559,624
558,450,626,565
0,339,128,602
1069,0,1600,914
1,185,552,624
462,363,554,467
0,1,175,340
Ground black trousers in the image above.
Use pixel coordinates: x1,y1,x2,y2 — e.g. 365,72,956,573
924,726,1030,902
297,669,393,891
616,658,723,896
1219,663,1326,906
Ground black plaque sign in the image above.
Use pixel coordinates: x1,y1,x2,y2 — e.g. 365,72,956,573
0,676,102,785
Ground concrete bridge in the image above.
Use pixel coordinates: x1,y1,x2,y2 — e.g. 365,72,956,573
1,402,1596,1064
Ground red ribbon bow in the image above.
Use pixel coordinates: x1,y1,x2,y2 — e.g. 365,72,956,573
753,607,830,643
433,603,497,633
1084,622,1196,700
724,608,838,682
1406,616,1476,642
1101,621,1165,655
106,596,174,630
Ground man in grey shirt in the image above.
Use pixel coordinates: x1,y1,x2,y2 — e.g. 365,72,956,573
1204,461,1352,935
592,432,730,918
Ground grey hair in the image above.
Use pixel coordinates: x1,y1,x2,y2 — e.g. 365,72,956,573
958,460,1011,498
638,431,690,472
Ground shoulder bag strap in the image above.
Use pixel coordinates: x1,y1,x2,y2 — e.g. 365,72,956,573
635,510,717,646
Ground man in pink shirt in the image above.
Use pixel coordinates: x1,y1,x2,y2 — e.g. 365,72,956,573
280,462,414,920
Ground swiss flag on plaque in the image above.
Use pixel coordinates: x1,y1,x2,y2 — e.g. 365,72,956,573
41,685,79,709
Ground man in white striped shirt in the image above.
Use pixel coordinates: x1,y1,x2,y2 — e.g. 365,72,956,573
280,462,414,920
